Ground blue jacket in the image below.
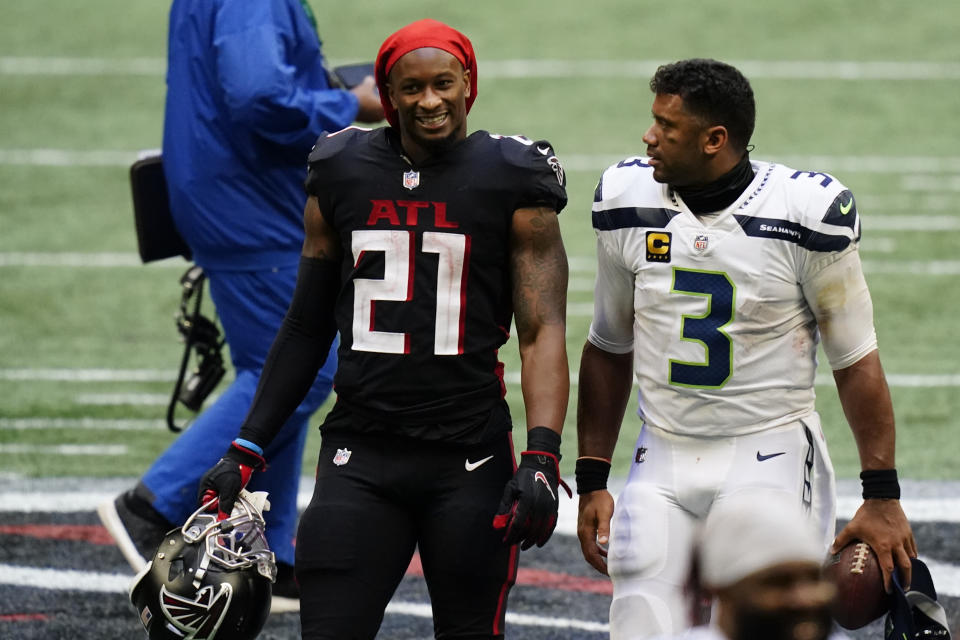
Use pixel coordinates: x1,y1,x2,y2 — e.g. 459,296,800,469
163,0,359,270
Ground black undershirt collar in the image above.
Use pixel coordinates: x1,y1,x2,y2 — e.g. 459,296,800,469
672,154,755,214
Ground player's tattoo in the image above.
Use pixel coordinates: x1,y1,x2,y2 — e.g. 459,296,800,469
511,207,568,330
302,197,343,261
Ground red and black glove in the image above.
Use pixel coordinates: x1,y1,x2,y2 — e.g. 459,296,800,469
198,440,266,520
493,427,571,550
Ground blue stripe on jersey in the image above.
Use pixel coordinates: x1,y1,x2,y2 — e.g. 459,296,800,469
734,215,852,252
592,207,681,231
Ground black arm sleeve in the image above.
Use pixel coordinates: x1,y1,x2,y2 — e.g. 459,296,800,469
236,256,340,448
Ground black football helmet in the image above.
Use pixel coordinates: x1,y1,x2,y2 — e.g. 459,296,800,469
130,491,277,639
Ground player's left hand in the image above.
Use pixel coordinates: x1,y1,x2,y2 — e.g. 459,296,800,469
493,427,571,550
831,498,917,593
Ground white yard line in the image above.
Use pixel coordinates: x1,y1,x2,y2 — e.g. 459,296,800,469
859,193,956,212
2,369,959,389
0,418,162,431
0,368,173,381
0,565,134,593
384,600,609,633
0,554,958,605
860,260,960,275
74,393,172,406
3,56,960,80
903,175,960,192
1,253,958,275
881,374,960,388
920,559,960,600
0,562,610,631
0,252,181,267
859,238,897,253
866,216,960,231
0,148,138,166
1,528,958,611
4,148,960,175
2,483,960,536
0,57,165,75
0,444,128,456
482,59,960,81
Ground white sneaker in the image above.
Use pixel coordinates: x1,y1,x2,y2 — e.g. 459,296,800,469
96,491,171,573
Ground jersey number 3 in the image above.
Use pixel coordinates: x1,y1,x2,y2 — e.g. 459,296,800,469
351,229,468,356
669,268,735,389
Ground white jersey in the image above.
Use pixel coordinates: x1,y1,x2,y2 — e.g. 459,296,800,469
588,158,877,436
647,625,851,640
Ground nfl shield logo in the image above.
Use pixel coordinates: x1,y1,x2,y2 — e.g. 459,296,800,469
402,170,420,191
694,234,709,252
333,448,352,466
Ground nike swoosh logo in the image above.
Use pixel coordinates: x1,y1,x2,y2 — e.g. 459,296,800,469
756,451,786,462
465,455,494,471
839,196,854,215
537,145,551,156
534,471,557,501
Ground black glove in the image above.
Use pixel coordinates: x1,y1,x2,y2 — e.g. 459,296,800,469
198,440,266,519
493,427,571,550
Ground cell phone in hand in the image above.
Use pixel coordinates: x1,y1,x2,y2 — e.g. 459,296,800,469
333,62,375,89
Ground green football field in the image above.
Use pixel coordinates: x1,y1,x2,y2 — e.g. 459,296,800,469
1,0,958,482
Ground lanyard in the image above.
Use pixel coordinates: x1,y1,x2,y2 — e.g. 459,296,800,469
297,0,322,42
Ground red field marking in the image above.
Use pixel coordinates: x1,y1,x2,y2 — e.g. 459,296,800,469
4,525,615,596
0,613,49,622
515,567,613,595
404,552,612,595
0,524,114,545
407,552,424,576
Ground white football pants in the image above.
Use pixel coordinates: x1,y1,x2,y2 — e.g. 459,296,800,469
607,416,837,639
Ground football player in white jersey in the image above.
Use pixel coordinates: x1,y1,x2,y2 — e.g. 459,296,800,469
574,58,916,638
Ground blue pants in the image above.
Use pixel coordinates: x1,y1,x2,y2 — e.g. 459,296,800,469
140,264,336,565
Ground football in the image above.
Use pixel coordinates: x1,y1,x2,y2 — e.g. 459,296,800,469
823,540,891,629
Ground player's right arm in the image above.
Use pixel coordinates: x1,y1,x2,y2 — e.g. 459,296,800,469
198,195,342,515
576,201,637,574
576,343,633,575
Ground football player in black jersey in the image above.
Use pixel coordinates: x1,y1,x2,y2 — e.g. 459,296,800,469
198,18,571,639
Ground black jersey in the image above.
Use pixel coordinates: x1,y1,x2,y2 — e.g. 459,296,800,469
304,127,567,439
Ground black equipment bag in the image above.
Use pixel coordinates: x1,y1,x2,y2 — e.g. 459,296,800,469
130,152,192,263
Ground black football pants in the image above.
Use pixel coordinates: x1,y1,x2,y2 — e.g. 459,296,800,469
295,430,518,639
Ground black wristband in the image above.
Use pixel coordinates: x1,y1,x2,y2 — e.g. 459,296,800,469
575,458,611,495
861,468,900,500
525,426,561,457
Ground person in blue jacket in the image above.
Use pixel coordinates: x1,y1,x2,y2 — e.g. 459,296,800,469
98,0,383,605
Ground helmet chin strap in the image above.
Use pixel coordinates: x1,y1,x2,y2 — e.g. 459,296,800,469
193,549,212,590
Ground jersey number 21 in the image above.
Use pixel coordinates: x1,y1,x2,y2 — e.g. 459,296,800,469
350,229,468,356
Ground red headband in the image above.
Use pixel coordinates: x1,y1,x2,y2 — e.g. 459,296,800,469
375,19,478,128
